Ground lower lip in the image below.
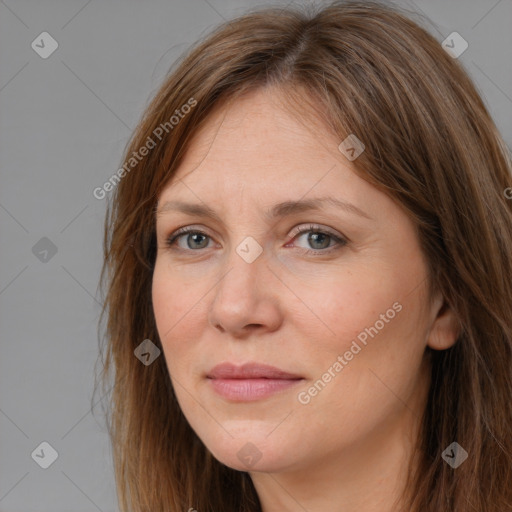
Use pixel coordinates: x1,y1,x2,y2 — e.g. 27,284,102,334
208,378,303,401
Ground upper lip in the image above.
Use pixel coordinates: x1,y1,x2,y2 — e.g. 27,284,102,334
206,362,303,380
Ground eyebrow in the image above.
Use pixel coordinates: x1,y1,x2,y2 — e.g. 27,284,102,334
156,196,373,221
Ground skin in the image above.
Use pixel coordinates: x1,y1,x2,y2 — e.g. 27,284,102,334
152,86,460,512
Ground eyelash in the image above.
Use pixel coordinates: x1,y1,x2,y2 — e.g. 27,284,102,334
164,224,348,256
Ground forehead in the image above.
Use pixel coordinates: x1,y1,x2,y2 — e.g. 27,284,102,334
160,87,358,197
154,88,408,234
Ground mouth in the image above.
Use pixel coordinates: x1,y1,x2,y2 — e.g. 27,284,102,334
206,362,304,402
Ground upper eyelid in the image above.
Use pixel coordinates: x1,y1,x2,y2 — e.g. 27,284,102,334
292,224,343,236
165,223,340,236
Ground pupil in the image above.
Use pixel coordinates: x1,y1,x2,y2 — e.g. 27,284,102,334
309,232,329,249
189,233,207,249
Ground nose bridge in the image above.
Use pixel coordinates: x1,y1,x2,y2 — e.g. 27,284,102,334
215,235,266,304
208,234,277,333
217,194,267,290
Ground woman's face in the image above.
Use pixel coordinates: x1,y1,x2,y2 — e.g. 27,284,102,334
152,87,449,474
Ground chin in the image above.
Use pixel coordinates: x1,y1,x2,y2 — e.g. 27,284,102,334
199,427,300,473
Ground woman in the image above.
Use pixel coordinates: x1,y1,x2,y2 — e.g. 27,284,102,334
97,1,512,510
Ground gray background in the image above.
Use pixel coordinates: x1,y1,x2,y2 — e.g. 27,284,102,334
1,1,510,511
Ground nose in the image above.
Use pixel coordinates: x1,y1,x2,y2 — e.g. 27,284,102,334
208,246,283,338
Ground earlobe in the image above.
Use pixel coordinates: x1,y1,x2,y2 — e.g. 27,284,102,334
426,298,461,350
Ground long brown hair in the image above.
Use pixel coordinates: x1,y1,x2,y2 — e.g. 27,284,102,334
96,1,512,510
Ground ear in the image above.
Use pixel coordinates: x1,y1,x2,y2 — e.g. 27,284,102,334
426,294,461,350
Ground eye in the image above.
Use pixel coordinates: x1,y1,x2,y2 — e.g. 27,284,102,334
287,224,348,255
164,223,348,255
165,226,214,251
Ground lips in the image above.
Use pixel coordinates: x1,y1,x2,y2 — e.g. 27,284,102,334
206,362,303,380
206,362,304,401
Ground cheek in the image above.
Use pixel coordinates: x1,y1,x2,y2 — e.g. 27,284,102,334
286,265,398,357
290,263,427,398
151,263,205,368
